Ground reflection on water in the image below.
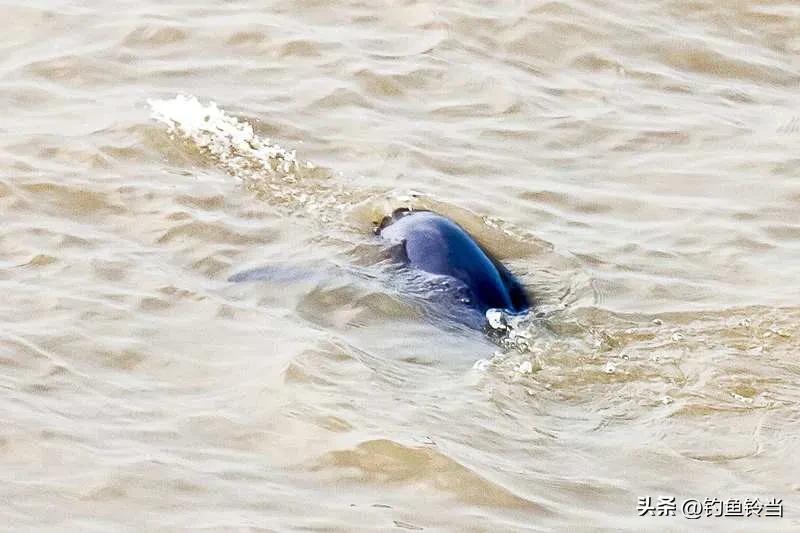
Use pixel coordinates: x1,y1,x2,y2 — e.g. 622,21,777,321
1,0,799,530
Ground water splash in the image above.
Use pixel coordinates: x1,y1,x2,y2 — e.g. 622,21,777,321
147,94,351,222
486,308,542,352
149,95,300,172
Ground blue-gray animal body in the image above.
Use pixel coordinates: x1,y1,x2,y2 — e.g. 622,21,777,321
376,209,530,327
230,209,531,330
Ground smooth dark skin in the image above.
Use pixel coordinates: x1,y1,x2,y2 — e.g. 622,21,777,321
376,209,530,321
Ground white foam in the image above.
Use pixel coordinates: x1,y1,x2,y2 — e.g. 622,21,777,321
147,95,349,220
148,95,302,174
516,360,533,374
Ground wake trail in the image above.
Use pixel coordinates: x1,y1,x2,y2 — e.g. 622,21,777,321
147,95,544,351
148,94,353,223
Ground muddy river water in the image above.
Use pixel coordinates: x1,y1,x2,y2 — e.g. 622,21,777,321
1,1,799,531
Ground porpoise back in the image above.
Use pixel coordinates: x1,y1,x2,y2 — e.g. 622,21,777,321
377,209,530,317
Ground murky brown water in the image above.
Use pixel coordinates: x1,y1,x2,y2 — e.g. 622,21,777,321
2,1,799,531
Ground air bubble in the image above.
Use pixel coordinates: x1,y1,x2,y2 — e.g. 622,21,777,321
517,361,533,374
486,309,507,330
473,359,491,371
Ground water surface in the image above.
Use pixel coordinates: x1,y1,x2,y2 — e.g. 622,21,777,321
1,0,799,531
